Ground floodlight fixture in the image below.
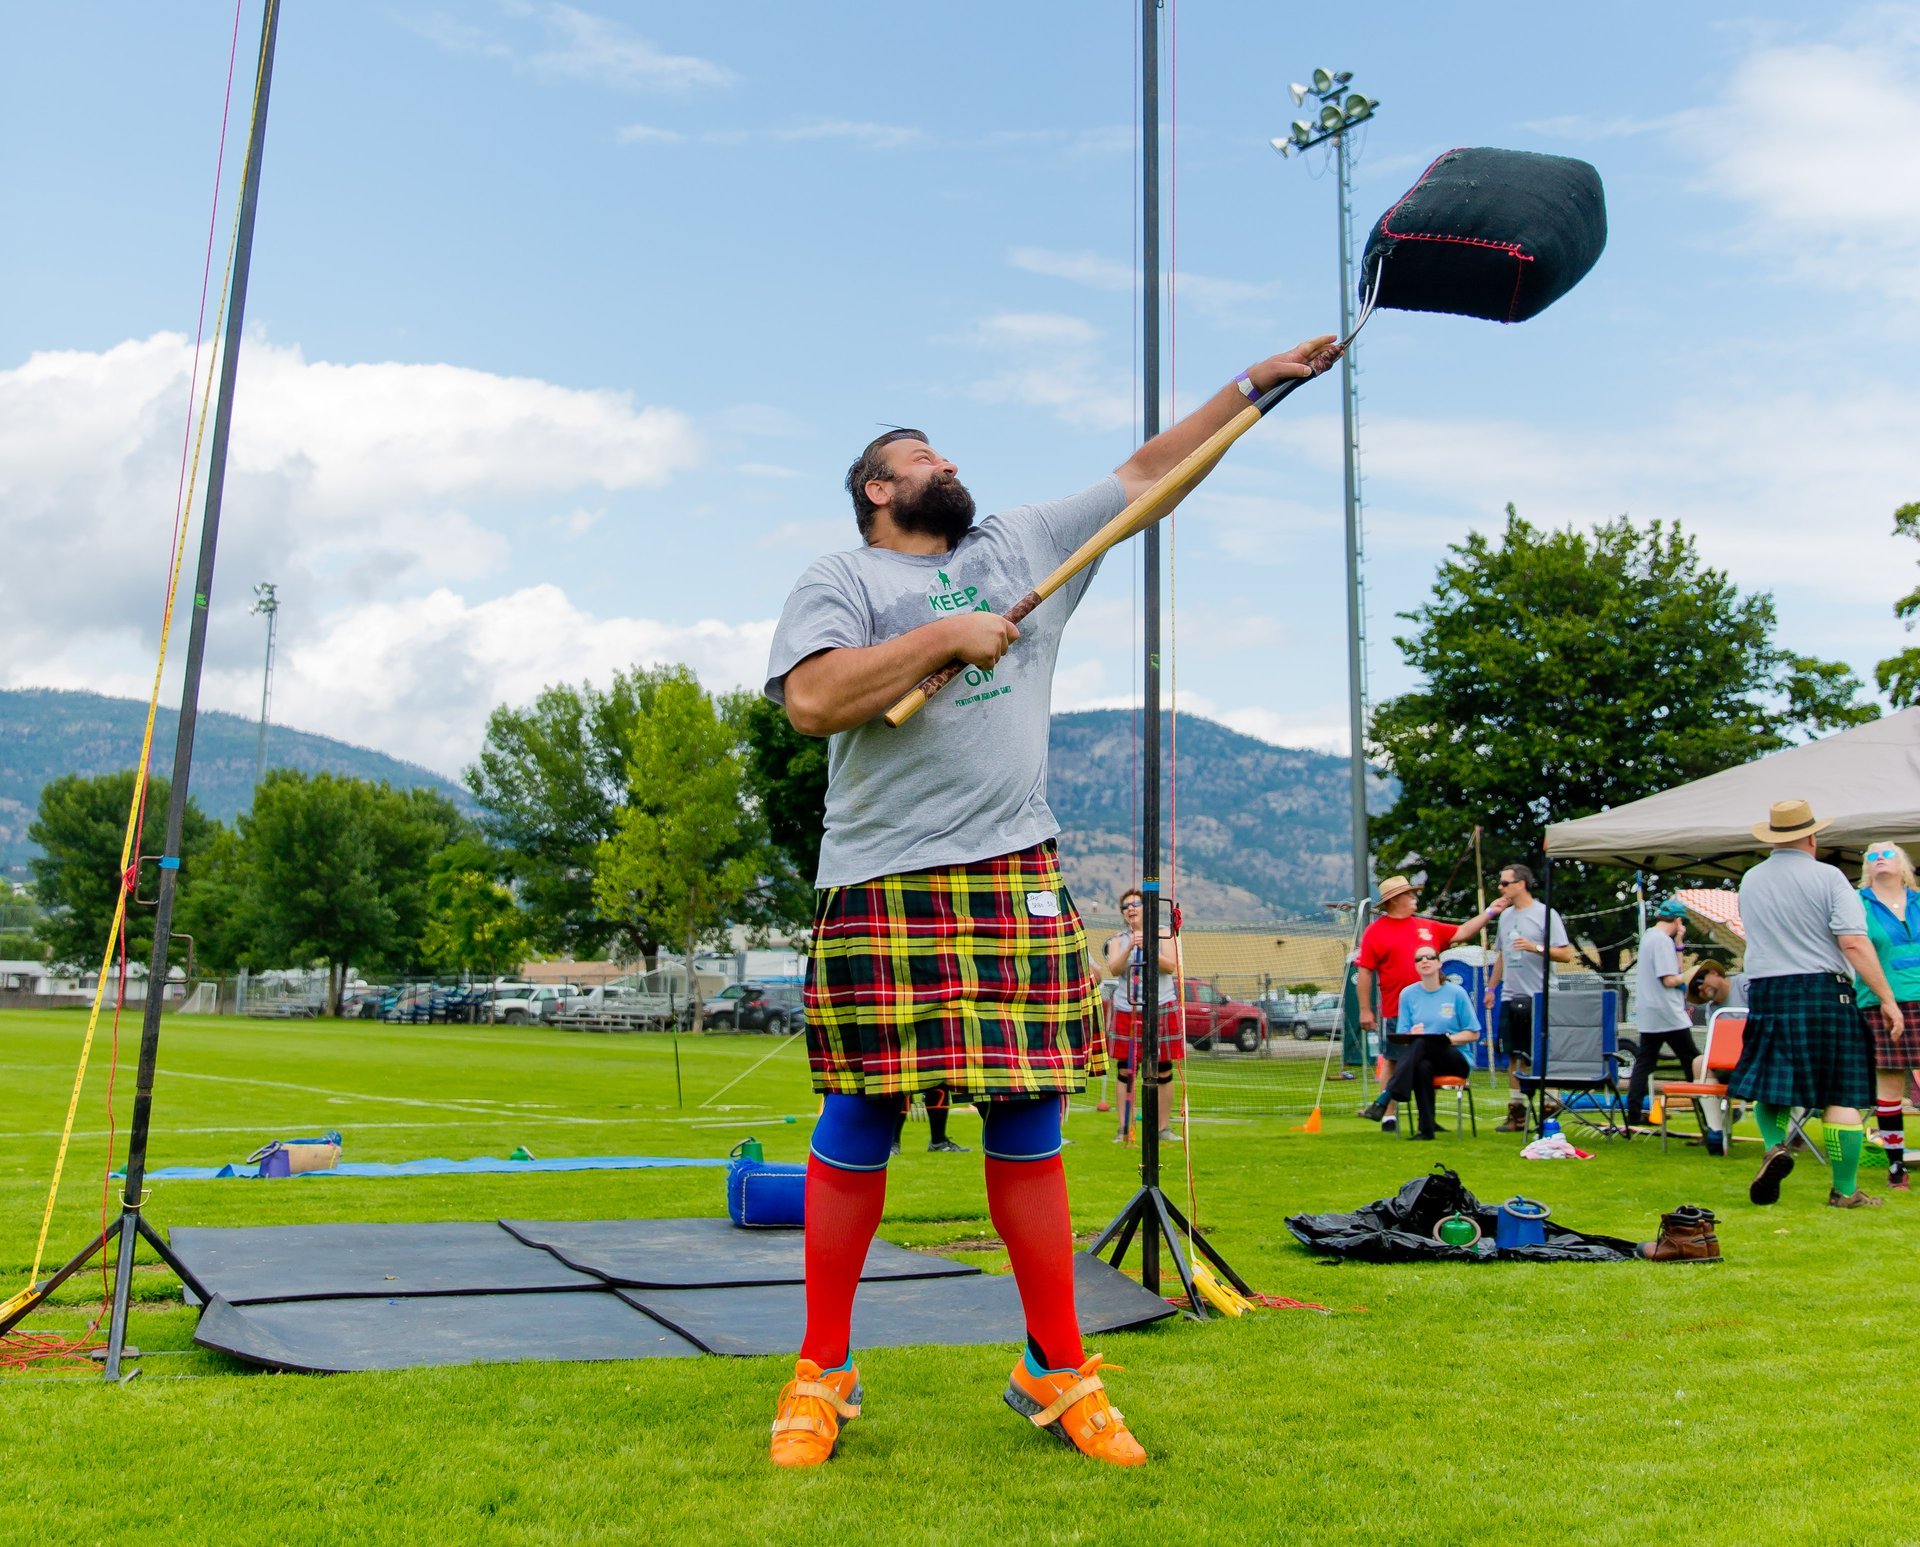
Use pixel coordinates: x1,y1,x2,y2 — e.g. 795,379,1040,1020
1268,63,1380,910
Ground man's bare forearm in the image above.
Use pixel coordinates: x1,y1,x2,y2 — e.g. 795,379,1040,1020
1840,935,1898,1011
783,621,966,736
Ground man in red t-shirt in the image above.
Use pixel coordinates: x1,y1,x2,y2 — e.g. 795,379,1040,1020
1356,874,1502,1130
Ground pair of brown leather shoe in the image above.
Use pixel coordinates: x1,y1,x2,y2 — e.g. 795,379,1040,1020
1636,1205,1722,1262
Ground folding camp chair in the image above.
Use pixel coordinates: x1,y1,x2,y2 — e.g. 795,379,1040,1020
1519,980,1626,1139
1655,1008,1746,1155
1375,1054,1479,1138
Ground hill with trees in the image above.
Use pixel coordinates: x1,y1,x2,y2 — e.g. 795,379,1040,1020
0,688,470,878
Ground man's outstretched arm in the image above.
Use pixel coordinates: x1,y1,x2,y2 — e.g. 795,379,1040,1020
1113,335,1340,502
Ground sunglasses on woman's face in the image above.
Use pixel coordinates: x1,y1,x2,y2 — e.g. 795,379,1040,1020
1414,952,1439,963
1867,848,1898,863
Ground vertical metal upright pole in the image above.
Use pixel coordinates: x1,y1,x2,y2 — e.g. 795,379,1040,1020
104,0,282,1381
1136,0,1163,1294
253,586,277,787
1336,130,1369,907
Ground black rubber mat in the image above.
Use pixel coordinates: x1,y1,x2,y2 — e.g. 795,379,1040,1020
194,1290,701,1373
171,1222,601,1305
498,1216,978,1288
618,1253,1177,1357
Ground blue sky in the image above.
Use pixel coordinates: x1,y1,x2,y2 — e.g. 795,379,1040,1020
3,2,1916,776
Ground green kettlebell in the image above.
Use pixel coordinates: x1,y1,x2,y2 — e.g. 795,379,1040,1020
1436,1212,1481,1247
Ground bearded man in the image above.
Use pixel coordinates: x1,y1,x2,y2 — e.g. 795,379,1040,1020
761,334,1338,1469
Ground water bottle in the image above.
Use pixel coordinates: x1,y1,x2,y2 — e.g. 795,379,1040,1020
1540,1116,1562,1141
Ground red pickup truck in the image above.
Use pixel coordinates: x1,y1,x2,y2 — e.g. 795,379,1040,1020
1169,981,1269,1053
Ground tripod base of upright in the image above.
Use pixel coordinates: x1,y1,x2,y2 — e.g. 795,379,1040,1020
0,1205,208,1381
1088,1184,1253,1316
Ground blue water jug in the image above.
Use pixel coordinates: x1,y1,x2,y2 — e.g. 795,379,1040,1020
1495,1196,1551,1249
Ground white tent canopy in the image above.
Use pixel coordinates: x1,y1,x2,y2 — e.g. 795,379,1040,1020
1545,708,1920,879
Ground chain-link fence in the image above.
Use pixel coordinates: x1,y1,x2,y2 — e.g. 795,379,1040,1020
1082,910,1365,1118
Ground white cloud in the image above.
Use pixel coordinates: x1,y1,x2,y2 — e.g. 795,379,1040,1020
774,119,922,150
0,334,707,758
411,3,733,93
1681,10,1920,301
190,586,774,776
1009,246,1283,320
958,311,1133,431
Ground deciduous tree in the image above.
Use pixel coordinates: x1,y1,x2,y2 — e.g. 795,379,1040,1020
28,771,214,970
423,837,534,978
593,671,762,1028
465,669,670,963
1370,509,1873,969
1875,500,1920,709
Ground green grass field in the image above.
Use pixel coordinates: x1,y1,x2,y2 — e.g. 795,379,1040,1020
3,1007,1917,1545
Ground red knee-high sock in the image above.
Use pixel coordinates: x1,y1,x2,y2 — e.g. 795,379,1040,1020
799,1155,887,1368
984,1155,1084,1370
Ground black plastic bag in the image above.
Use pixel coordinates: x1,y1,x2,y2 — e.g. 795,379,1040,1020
1285,1166,1636,1263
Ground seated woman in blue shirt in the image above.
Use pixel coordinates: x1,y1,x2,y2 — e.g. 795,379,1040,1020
1381,947,1482,1139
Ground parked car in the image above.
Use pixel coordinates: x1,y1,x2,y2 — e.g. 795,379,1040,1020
1170,981,1268,1053
701,982,805,1033
1296,991,1345,1040
1254,994,1304,1037
485,983,576,1025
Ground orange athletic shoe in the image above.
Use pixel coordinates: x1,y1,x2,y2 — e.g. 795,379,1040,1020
769,1358,862,1468
1003,1353,1146,1466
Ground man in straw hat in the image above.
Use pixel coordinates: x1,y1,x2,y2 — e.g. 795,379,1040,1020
1732,800,1904,1209
1354,873,1501,1132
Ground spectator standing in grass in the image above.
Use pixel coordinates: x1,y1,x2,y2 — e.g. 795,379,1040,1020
1857,840,1920,1192
1105,887,1183,1145
1627,899,1699,1128
1485,863,1575,1132
1354,874,1500,1134
1732,801,1903,1210
1380,945,1481,1139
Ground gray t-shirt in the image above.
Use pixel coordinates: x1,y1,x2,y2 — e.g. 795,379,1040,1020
1738,848,1868,978
1634,927,1690,1033
765,476,1127,887
1496,901,1570,1002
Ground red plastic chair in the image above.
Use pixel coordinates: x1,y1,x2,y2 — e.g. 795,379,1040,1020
1656,1009,1746,1155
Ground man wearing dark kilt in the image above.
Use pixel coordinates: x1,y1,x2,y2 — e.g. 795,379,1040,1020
760,334,1337,1469
1732,800,1905,1209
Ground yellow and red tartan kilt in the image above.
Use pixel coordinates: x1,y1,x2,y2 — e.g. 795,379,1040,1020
804,840,1106,1099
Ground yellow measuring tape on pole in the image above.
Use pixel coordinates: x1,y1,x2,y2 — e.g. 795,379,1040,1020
3,54,265,1322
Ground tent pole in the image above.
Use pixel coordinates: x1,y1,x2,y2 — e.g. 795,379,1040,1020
1535,853,1554,1131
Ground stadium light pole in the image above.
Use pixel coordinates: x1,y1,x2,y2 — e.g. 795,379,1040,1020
251,581,278,788
1272,70,1379,908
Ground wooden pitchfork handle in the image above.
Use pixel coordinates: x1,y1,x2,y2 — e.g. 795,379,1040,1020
883,368,1323,728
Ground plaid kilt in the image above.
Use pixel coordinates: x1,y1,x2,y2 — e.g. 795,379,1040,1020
1863,1002,1920,1070
1727,972,1875,1110
804,840,1106,1099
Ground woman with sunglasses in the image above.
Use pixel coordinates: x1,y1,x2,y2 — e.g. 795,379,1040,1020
1858,841,1920,1190
1381,947,1481,1140
1105,888,1183,1143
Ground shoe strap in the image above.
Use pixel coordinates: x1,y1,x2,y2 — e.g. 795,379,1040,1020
789,1378,861,1418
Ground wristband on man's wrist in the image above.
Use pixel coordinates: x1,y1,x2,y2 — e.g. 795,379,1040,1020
1233,369,1261,402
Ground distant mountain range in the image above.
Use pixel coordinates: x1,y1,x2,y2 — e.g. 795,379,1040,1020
1045,710,1392,921
2,691,1384,920
0,689,471,877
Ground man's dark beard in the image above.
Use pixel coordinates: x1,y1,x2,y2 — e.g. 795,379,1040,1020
888,473,976,546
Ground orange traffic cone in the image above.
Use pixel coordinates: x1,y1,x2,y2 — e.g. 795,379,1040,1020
1295,1107,1323,1134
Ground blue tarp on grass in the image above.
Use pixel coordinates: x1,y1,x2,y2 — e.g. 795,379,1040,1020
120,1155,735,1181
